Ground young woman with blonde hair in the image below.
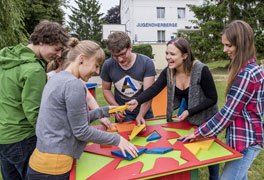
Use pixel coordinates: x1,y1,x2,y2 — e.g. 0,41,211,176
46,38,112,129
27,39,138,179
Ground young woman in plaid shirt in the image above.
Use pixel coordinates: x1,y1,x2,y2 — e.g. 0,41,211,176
182,20,264,179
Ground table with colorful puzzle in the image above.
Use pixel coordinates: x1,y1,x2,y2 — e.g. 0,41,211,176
69,118,242,180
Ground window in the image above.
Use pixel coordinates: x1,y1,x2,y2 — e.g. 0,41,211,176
177,8,185,19
157,7,165,19
157,30,165,42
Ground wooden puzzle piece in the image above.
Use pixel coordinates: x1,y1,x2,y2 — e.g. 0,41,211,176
117,150,187,173
111,148,147,160
145,147,173,154
163,127,195,137
146,131,161,142
116,122,135,132
168,139,177,145
197,139,214,150
184,139,215,155
184,144,200,155
129,124,146,140
108,104,129,114
177,98,187,116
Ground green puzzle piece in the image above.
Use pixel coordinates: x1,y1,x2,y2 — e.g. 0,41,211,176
77,152,114,180
130,136,158,146
146,119,167,126
163,127,195,136
117,150,187,173
168,138,177,145
196,142,233,161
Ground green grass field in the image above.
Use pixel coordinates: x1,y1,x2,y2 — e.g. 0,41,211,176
0,61,263,180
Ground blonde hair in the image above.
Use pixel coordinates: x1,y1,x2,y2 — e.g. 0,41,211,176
222,20,256,95
62,38,105,69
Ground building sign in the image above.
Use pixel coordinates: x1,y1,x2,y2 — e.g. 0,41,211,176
136,23,177,27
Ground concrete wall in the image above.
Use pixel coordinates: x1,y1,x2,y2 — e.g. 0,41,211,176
120,0,202,43
102,24,126,40
151,44,167,70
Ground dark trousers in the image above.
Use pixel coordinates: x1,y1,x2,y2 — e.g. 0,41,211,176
27,166,70,180
208,164,219,180
0,136,37,180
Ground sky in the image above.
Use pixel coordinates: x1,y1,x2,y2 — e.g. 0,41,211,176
98,0,119,14
65,0,119,16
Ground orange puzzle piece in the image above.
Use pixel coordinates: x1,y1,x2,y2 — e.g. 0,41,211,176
116,122,135,133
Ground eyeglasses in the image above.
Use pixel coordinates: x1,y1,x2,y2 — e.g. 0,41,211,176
111,48,129,60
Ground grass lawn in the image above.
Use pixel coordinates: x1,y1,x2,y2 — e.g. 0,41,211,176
0,61,263,179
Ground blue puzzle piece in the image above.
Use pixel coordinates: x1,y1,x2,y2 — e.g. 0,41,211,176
177,98,187,116
145,147,173,154
146,131,161,142
111,148,147,160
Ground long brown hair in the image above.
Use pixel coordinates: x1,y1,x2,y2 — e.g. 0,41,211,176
222,20,256,94
167,38,195,83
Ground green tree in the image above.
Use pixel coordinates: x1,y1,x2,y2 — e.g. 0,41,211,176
103,5,120,24
68,0,104,42
23,0,65,34
223,0,264,57
183,1,227,62
0,0,28,48
181,0,264,62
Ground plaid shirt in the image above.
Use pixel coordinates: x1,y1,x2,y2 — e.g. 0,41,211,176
194,59,264,152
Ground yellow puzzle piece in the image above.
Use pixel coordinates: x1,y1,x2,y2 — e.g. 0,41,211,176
108,104,129,114
129,124,146,140
184,139,214,155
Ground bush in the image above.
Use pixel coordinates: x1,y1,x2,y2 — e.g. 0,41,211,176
132,44,154,58
103,48,111,60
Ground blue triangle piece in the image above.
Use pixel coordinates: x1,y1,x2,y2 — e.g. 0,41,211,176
111,148,147,160
146,131,161,142
145,147,173,154
177,98,187,116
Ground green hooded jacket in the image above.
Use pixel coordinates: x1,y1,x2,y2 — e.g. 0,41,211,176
0,43,46,144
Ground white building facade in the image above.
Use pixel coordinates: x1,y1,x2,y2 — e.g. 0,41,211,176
120,0,204,44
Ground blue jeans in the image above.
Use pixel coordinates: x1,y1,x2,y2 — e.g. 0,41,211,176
220,144,262,180
0,136,36,180
27,166,70,180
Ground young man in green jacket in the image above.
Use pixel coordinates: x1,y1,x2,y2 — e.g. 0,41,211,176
0,20,69,180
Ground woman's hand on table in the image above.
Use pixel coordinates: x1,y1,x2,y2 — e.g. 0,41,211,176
178,132,196,142
173,110,189,122
118,136,138,158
